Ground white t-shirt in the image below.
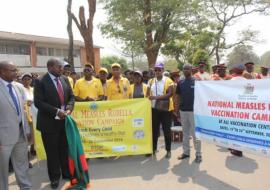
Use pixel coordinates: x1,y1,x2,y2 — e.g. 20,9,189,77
148,76,167,108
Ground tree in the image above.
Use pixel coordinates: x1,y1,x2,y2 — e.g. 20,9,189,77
71,0,96,67
204,0,270,64
67,0,74,70
162,29,215,67
127,55,149,71
100,0,199,68
192,49,210,66
227,45,260,68
110,42,144,71
164,59,178,71
260,51,270,66
101,56,129,71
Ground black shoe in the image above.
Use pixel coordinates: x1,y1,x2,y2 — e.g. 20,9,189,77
30,150,36,156
195,156,202,163
29,162,33,169
9,165,13,173
62,174,70,181
165,151,171,159
8,166,14,173
230,150,243,157
146,149,157,157
178,154,190,160
50,180,59,189
62,176,70,180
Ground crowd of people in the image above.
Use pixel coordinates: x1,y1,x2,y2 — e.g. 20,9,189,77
0,57,269,190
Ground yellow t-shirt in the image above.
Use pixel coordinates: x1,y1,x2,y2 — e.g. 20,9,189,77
106,77,130,100
74,77,104,100
68,76,74,89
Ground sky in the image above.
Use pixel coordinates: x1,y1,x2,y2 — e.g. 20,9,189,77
0,0,269,59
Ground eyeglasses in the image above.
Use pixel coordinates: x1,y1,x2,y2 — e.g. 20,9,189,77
154,69,162,72
117,84,121,93
23,77,32,81
83,68,92,72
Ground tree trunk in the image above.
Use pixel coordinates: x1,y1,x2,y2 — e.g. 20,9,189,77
87,0,96,67
175,54,180,64
214,23,226,65
67,0,74,70
215,35,221,65
143,0,158,69
71,0,96,68
146,50,158,69
83,36,95,66
143,0,171,68
131,51,135,70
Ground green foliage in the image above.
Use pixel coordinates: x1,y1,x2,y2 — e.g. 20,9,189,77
100,0,202,66
260,51,270,66
101,56,129,72
192,49,210,66
162,29,215,66
164,59,178,72
99,0,269,67
227,45,260,68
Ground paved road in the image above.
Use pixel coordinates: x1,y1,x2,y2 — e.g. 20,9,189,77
9,139,270,190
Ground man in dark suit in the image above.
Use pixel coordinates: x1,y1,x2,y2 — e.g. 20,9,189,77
34,58,75,189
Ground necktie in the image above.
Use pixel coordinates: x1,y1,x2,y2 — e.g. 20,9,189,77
7,83,20,115
54,77,65,105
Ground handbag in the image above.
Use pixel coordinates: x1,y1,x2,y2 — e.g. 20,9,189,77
155,99,169,111
154,78,170,111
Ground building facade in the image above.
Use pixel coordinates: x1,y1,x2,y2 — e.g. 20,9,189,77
0,31,101,73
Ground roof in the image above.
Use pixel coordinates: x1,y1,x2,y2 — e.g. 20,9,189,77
0,31,102,48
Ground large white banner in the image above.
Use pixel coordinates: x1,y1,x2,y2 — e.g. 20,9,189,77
194,79,270,157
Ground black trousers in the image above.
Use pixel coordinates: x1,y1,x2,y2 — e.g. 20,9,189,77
152,108,172,152
41,125,69,182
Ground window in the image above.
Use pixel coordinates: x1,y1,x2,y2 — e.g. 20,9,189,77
37,47,47,55
74,49,80,57
6,45,15,54
13,45,20,54
0,42,29,55
55,49,62,56
0,44,6,54
19,45,30,55
63,49,68,57
48,48,55,56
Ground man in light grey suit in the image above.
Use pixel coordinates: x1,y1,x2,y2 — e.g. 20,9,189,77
0,61,32,190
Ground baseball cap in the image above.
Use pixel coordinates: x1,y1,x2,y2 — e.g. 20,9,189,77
245,62,254,66
99,67,108,74
154,61,164,69
233,64,245,71
170,69,180,76
133,70,143,77
199,60,207,65
217,64,227,68
111,63,121,68
21,73,32,80
85,63,94,69
62,61,71,67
